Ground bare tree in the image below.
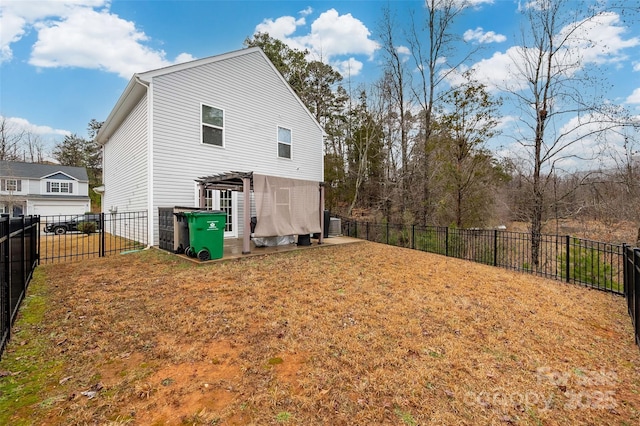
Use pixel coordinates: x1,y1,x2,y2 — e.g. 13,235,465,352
0,117,24,161
378,7,412,216
406,0,473,225
505,0,637,268
23,132,45,163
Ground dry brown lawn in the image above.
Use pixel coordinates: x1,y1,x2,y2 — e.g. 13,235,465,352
39,231,145,263
3,242,640,425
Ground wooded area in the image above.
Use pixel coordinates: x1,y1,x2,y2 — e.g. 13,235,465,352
246,0,639,255
2,0,639,263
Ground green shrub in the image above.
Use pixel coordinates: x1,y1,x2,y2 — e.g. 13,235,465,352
559,238,619,290
77,221,97,235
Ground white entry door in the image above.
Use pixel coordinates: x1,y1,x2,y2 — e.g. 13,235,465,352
206,189,237,238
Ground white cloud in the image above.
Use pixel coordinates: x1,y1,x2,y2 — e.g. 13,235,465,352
448,12,638,96
254,8,379,76
333,57,363,77
396,45,411,56
302,9,379,60
558,12,640,66
299,6,313,17
431,0,494,10
0,0,106,63
627,88,640,105
634,62,640,72
463,27,506,44
1,0,194,78
255,15,306,41
446,46,525,92
2,116,70,137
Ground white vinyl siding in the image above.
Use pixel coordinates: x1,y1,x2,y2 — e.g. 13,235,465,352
102,93,149,215
149,50,323,243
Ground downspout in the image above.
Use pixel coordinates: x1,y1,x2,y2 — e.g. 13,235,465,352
134,75,154,247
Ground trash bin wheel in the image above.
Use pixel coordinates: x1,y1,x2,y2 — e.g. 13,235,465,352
185,246,194,258
197,249,210,262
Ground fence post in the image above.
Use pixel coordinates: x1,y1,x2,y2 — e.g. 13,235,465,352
493,230,498,267
2,218,10,354
412,225,415,250
21,216,26,293
386,222,389,245
100,213,106,257
565,235,570,283
623,244,628,298
445,227,449,257
632,248,640,346
366,222,369,241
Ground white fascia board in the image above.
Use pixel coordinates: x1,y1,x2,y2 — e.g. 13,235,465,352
96,75,148,145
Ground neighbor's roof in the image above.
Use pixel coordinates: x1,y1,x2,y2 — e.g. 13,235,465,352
96,47,324,145
0,160,88,181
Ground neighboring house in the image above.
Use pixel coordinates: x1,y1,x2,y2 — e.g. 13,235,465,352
96,47,324,246
0,160,91,216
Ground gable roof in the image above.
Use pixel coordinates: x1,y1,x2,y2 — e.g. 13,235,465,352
96,47,324,145
0,160,88,181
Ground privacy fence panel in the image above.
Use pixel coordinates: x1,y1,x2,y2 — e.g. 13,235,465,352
1,215,40,359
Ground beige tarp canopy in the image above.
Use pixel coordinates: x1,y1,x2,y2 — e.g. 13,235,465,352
195,171,325,254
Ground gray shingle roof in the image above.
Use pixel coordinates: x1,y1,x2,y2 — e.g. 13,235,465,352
0,160,89,181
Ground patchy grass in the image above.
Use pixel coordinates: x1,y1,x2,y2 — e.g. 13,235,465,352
0,268,64,426
1,242,640,425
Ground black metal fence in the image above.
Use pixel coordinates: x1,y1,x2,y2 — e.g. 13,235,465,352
1,215,40,359
39,211,148,264
340,219,624,294
623,247,640,347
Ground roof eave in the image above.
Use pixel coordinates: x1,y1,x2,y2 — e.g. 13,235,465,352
96,74,148,145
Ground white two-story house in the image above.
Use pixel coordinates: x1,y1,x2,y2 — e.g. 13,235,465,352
0,160,91,216
96,47,325,246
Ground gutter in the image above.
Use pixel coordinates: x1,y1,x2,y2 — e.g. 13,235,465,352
96,74,150,145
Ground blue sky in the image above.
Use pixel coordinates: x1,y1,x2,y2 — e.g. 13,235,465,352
1,0,639,163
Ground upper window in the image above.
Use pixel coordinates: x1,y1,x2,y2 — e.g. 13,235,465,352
202,104,224,147
6,179,18,191
47,181,72,194
278,127,291,159
1,179,21,192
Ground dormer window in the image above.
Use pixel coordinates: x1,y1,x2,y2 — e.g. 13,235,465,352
47,181,73,194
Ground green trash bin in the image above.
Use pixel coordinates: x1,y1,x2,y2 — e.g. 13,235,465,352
183,210,226,261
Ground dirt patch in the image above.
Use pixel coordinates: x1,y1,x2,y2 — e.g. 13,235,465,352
2,243,640,425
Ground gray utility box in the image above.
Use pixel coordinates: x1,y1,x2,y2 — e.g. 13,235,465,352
158,206,201,253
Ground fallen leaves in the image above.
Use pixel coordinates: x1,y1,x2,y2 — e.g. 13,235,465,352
3,243,640,425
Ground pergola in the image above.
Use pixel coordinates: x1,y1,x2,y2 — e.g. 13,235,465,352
195,171,325,255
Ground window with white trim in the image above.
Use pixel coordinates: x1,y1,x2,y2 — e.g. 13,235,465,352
5,179,20,191
202,104,224,147
46,181,73,194
277,126,291,159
